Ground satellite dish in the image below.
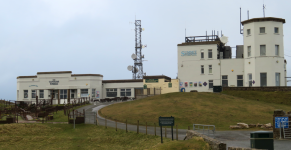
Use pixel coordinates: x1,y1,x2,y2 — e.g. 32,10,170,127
220,35,229,44
131,54,137,59
127,65,133,71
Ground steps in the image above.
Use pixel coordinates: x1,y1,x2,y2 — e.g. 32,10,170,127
283,128,291,139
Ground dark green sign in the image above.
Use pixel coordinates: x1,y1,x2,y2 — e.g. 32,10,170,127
159,116,175,126
145,79,159,83
143,84,147,89
168,82,172,88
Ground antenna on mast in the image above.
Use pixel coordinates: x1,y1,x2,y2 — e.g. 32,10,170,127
240,7,243,34
263,3,266,17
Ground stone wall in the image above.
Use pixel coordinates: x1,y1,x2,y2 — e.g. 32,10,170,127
186,130,226,150
223,87,291,91
273,109,291,139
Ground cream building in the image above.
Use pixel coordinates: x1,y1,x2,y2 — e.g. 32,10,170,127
178,17,287,92
17,72,179,103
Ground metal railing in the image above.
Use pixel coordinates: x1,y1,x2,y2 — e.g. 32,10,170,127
193,124,215,134
280,121,291,139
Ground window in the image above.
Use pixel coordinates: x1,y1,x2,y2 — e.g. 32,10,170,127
24,90,28,98
201,65,204,74
260,73,267,87
70,89,75,98
81,89,88,97
249,74,252,87
260,27,265,33
260,45,266,56
106,88,117,97
209,65,212,74
60,90,67,99
275,73,280,86
121,89,131,97
40,90,44,98
17,90,19,99
274,27,279,33
209,80,213,89
92,89,96,98
275,45,279,56
222,75,228,87
247,29,251,35
201,51,204,59
208,50,212,58
31,90,36,98
237,75,243,87
248,46,251,57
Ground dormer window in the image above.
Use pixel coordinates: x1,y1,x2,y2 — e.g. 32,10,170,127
260,27,265,33
274,27,279,33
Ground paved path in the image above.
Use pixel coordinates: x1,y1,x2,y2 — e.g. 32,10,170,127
80,101,291,150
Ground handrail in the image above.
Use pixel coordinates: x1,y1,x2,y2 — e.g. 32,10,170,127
193,124,215,134
280,121,291,139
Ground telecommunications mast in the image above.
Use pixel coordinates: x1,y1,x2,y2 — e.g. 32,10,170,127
128,20,146,79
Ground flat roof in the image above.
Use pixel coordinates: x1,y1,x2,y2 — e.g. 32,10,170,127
144,75,171,81
37,71,72,74
72,74,103,77
241,17,286,25
177,41,220,46
102,79,143,83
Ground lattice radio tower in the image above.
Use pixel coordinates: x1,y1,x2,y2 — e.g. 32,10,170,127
128,20,145,79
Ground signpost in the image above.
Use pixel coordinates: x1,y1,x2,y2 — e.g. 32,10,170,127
275,117,289,128
159,116,175,143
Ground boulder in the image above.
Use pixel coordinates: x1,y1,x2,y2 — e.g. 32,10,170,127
230,125,242,129
265,123,272,128
237,123,249,129
248,124,256,128
256,123,263,127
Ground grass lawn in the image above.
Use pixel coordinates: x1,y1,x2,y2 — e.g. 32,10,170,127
99,92,291,130
0,123,208,150
222,90,291,105
47,104,91,122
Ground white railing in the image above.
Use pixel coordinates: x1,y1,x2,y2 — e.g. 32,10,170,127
193,124,215,134
280,121,291,139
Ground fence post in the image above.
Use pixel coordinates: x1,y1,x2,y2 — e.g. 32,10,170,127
165,127,167,138
126,120,128,132
115,121,117,131
137,120,139,134
105,117,107,129
155,123,156,136
146,122,147,135
96,112,98,126
176,125,178,140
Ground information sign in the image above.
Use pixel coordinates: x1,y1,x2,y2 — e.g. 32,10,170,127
145,79,158,83
275,117,289,128
143,84,147,89
159,116,175,126
168,82,172,88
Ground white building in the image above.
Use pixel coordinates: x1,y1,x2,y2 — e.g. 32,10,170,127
16,71,145,103
178,17,287,92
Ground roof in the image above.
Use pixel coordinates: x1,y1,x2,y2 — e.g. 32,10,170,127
17,76,37,79
241,17,286,25
143,75,171,81
37,71,72,74
102,79,143,83
177,41,220,46
72,74,103,77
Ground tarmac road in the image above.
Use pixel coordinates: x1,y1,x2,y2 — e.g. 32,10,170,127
75,101,291,150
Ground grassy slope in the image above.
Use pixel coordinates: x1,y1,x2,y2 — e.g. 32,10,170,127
99,92,291,130
222,91,291,106
0,123,208,150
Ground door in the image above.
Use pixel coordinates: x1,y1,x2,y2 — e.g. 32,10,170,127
260,73,267,87
275,73,280,86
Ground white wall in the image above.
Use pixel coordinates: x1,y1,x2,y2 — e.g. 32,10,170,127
102,82,143,98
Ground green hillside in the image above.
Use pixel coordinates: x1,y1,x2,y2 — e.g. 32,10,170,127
99,92,291,130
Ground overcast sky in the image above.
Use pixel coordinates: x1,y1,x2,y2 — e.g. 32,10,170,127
0,0,290,100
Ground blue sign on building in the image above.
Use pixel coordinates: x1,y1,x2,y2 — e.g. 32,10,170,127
275,117,289,128
181,51,197,56
180,88,185,92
